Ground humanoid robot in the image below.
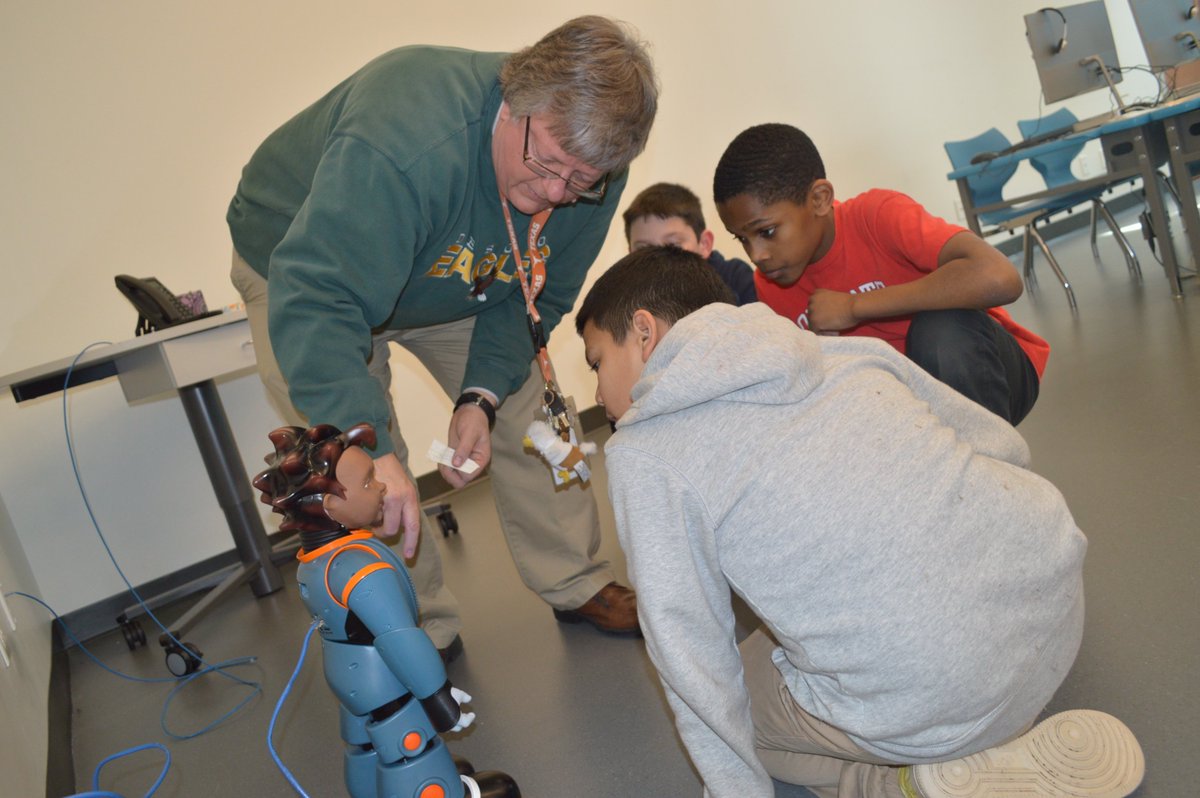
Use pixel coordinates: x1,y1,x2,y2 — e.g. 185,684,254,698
253,422,519,798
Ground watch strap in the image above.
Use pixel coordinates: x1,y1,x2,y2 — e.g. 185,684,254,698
454,391,496,429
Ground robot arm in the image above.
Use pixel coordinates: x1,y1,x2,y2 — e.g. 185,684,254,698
328,548,470,730
371,626,473,733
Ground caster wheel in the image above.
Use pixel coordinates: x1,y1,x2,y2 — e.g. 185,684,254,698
116,614,146,651
437,509,459,537
164,641,204,677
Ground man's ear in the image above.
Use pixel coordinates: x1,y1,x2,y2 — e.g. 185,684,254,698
809,179,835,217
631,308,665,363
697,229,715,259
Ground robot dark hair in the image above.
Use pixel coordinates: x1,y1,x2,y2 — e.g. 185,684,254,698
254,422,519,798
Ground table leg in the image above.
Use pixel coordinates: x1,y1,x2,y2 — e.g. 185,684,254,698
1132,125,1185,298
1163,116,1200,294
178,380,283,598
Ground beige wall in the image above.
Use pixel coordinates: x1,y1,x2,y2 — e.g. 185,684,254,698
0,496,52,796
0,2,1158,615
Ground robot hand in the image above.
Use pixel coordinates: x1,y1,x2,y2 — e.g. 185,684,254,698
450,686,476,733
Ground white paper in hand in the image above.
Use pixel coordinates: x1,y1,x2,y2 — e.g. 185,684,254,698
427,440,480,474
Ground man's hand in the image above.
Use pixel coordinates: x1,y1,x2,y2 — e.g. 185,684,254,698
373,453,422,558
807,288,858,332
442,402,493,489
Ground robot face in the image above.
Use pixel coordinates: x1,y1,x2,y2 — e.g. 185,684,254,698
324,447,386,531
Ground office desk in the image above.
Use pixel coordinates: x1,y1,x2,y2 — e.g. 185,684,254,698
948,98,1200,298
0,311,283,645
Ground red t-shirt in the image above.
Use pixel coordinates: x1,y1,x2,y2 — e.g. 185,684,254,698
754,189,1050,378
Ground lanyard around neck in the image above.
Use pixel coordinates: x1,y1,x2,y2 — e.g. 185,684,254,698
498,193,573,436
499,196,554,382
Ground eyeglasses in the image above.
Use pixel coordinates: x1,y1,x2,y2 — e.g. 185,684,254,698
522,117,609,201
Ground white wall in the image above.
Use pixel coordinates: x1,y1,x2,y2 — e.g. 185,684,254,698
0,1,1161,615
0,496,53,796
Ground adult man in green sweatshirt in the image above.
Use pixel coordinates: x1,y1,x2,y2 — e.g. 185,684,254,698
228,16,658,651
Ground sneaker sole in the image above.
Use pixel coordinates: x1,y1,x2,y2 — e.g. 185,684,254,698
913,709,1144,798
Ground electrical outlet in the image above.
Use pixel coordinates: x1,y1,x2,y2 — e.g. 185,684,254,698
0,627,10,668
0,586,14,632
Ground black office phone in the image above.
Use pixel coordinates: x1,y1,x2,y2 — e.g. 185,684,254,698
114,275,221,336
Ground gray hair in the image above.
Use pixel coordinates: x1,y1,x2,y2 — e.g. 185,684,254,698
500,15,658,173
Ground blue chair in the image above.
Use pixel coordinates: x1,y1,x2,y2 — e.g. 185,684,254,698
944,127,1080,308
1017,107,1141,278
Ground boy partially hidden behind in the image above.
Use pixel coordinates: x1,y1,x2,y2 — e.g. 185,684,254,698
575,246,1143,798
714,123,1048,425
622,182,757,305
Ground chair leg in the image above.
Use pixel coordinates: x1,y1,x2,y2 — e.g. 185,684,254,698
1028,223,1077,309
1094,199,1142,278
1090,202,1100,258
1022,226,1036,285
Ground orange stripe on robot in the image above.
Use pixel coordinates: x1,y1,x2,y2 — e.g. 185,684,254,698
296,530,373,563
337,561,395,609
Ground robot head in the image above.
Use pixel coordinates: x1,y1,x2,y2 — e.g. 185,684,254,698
253,422,377,534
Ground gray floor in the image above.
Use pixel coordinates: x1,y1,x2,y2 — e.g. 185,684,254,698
68,205,1198,797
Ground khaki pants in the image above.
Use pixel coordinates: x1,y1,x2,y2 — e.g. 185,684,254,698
232,251,613,647
741,609,1073,798
741,628,909,798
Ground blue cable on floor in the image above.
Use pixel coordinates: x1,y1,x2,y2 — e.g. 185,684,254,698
267,619,319,797
14,343,271,797
63,743,171,798
56,343,263,739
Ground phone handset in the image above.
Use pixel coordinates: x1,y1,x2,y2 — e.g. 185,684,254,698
114,275,220,336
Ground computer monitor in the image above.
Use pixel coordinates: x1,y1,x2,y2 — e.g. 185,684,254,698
1024,2,1124,106
1128,0,1200,69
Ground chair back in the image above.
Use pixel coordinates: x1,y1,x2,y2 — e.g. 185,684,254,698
1017,108,1084,189
944,128,1019,224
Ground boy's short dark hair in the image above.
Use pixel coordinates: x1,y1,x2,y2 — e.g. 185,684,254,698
621,182,707,241
575,246,736,343
713,123,826,207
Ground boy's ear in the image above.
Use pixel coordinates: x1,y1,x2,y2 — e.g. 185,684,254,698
631,308,665,363
809,179,835,216
697,229,715,258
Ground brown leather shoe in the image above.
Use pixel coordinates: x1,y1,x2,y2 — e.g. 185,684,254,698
553,582,641,636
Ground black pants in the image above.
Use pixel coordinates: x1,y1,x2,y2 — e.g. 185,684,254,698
905,309,1040,424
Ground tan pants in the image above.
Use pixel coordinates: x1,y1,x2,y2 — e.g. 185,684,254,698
741,628,910,798
741,618,1062,798
232,251,613,647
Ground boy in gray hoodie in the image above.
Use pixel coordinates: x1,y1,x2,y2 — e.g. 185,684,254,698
574,246,1143,798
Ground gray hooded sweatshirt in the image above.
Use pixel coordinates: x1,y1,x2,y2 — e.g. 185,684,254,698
604,303,1086,797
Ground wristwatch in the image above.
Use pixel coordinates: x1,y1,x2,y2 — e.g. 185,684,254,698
454,391,496,430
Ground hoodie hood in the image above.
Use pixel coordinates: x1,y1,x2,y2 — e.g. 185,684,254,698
620,303,823,427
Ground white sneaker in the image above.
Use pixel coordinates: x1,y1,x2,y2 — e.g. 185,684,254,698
913,710,1144,797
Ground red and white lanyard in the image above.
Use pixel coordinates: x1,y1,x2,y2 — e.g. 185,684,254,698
499,195,572,436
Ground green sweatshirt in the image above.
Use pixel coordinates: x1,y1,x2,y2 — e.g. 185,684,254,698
227,46,626,455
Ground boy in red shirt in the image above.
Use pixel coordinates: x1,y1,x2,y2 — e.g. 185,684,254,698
713,123,1048,424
